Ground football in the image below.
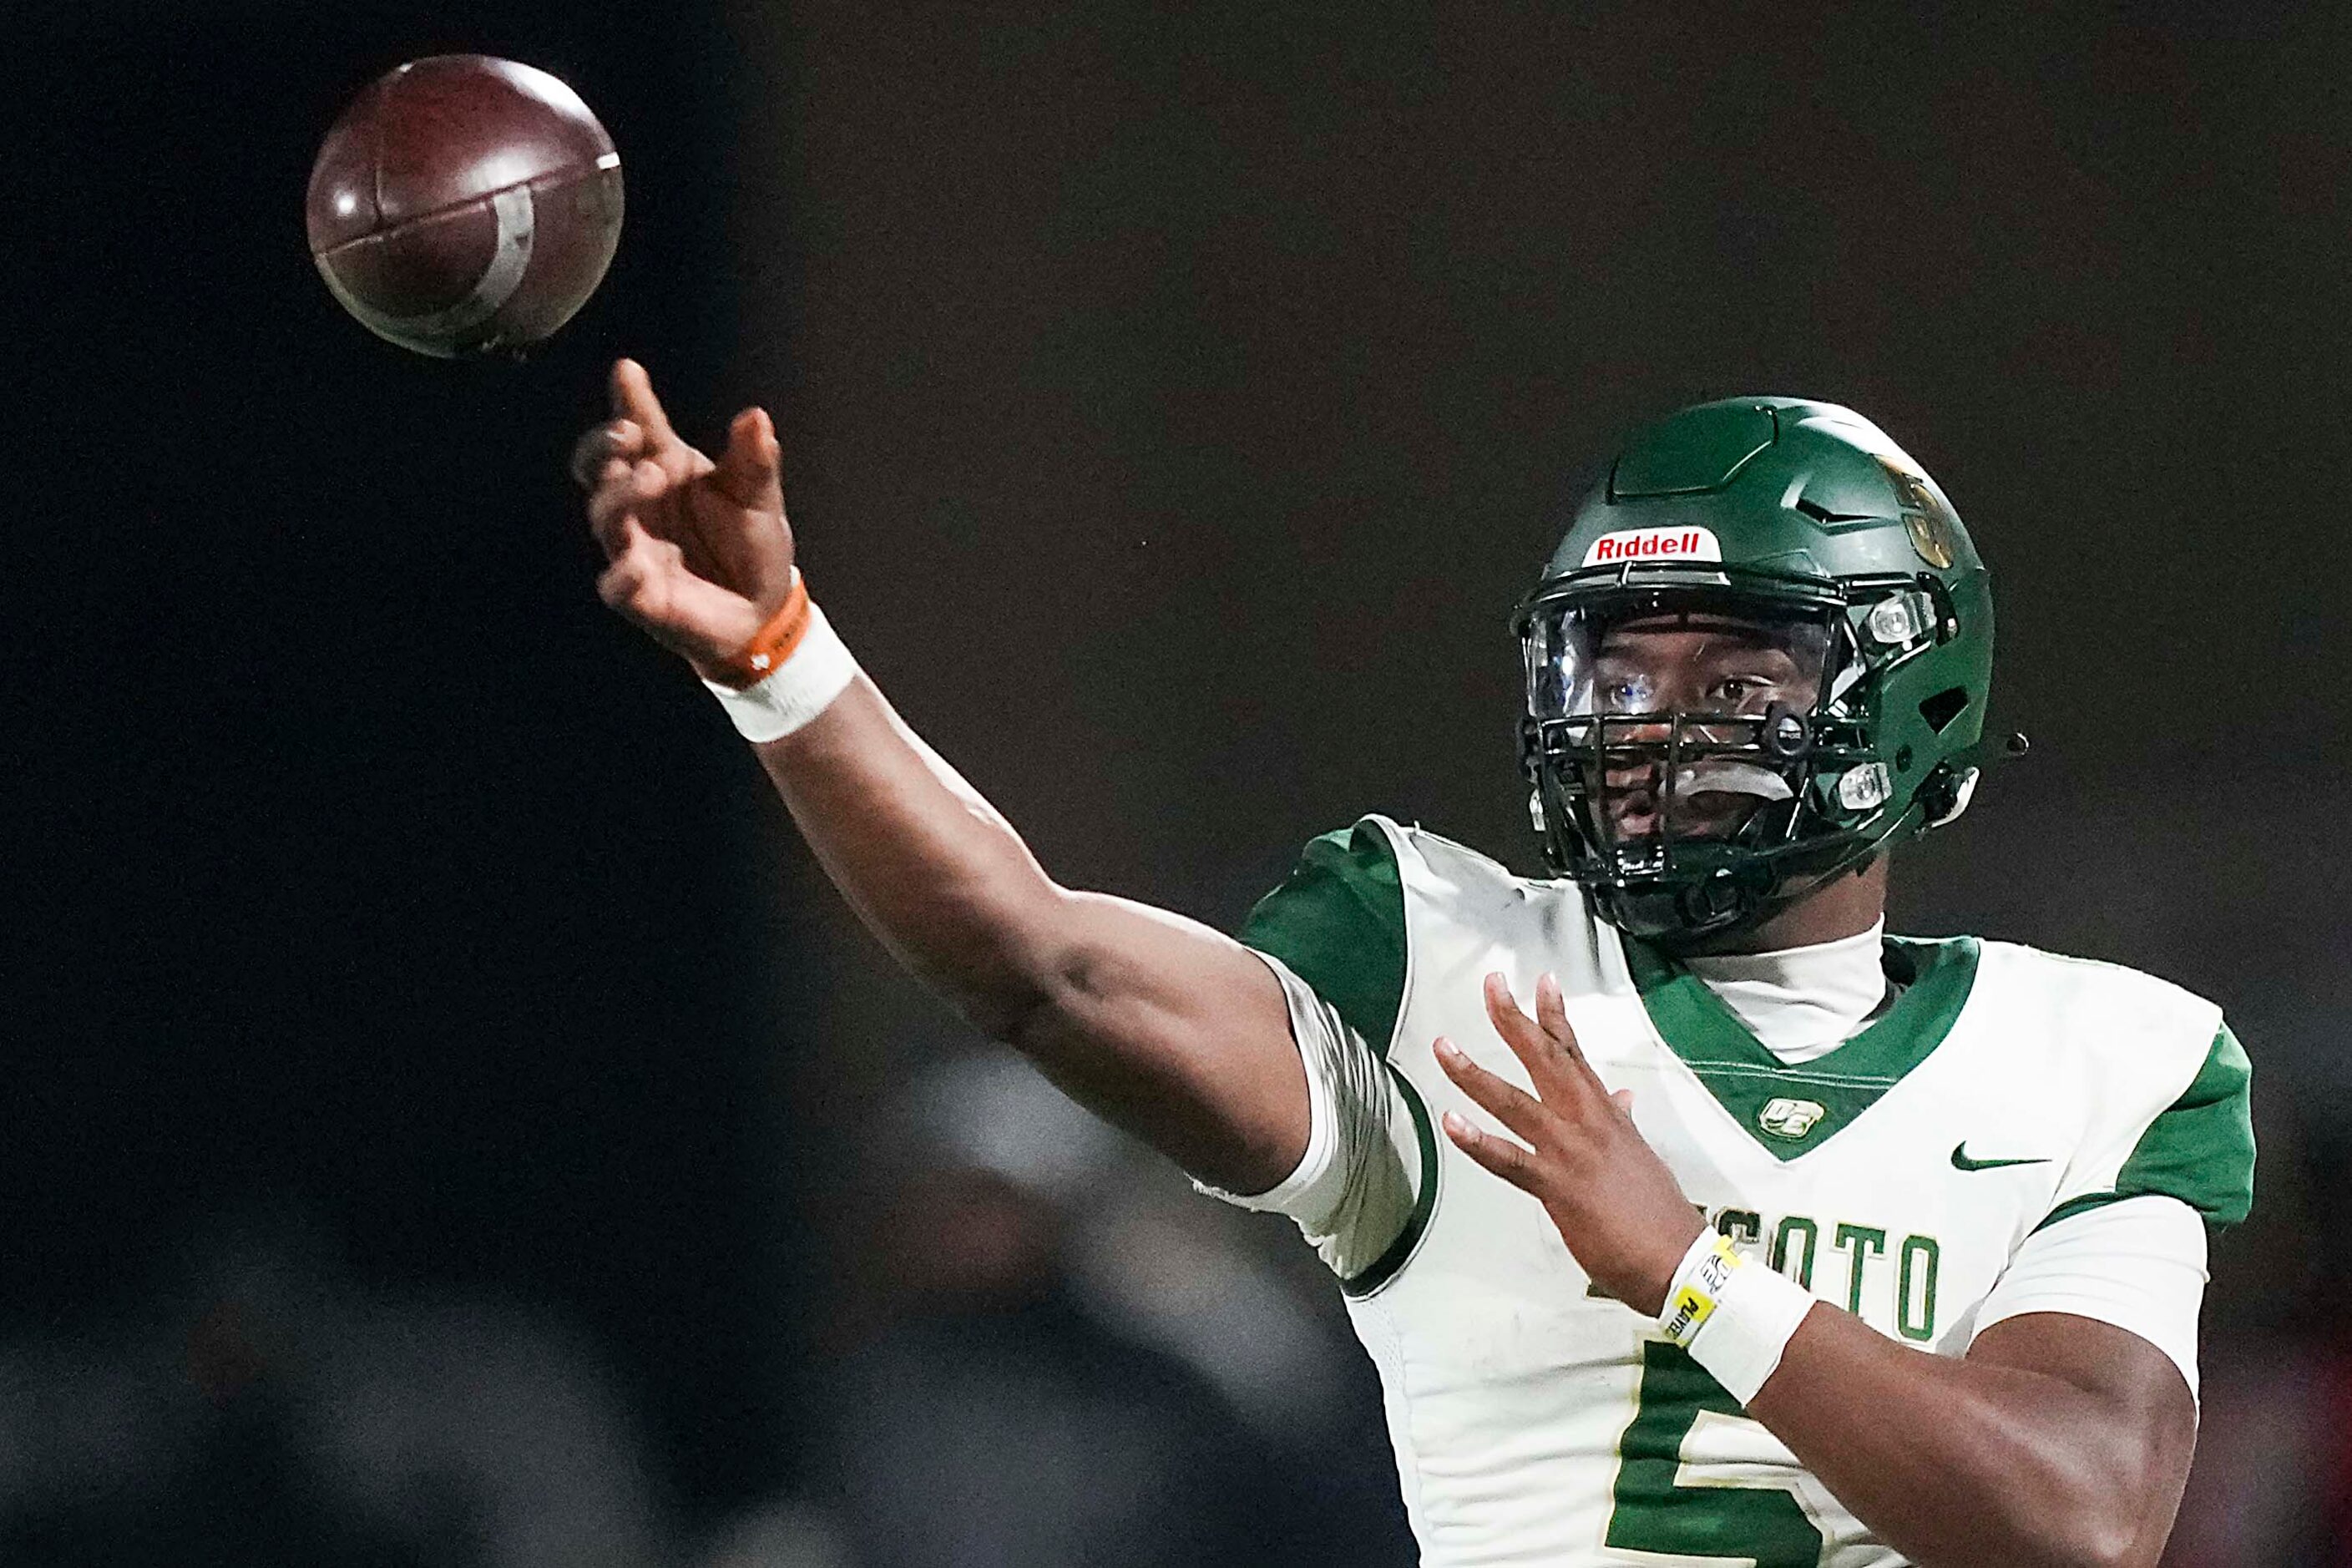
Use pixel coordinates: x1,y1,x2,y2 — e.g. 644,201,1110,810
305,55,624,358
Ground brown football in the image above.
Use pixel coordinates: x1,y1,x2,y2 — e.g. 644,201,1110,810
306,56,624,358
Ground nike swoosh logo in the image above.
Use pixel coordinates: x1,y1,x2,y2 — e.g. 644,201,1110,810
1951,1142,2052,1172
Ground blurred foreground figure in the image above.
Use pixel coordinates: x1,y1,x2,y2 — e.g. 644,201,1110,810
816,1055,1288,1567
0,1212,661,1568
574,376,2253,1566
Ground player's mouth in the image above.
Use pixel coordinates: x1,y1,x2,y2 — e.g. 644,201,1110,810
1600,760,1793,842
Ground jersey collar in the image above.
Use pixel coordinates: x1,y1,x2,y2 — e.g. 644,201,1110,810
1621,934,1980,1161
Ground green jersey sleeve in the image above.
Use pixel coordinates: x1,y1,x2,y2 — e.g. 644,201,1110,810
2115,1022,2255,1227
2041,1021,2256,1232
1237,819,1409,1057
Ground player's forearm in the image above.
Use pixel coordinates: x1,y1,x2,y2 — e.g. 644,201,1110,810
751,674,1075,1038
744,671,1308,1190
1746,1310,2181,1568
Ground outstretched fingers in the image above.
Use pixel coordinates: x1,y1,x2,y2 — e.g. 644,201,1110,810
594,516,668,615
1485,971,1606,1105
597,518,723,618
1434,1036,1552,1150
610,359,680,447
586,458,674,558
1440,1106,1544,1195
710,407,782,511
569,419,643,489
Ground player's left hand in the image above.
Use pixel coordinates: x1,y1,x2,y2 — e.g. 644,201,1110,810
1435,972,1707,1316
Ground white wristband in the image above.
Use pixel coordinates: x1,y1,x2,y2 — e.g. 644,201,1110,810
1658,1229,1818,1407
701,599,860,742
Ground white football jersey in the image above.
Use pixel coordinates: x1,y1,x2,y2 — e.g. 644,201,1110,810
1204,816,2253,1568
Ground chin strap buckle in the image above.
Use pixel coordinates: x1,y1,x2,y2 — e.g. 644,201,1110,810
1922,766,1980,828
1917,731,2026,831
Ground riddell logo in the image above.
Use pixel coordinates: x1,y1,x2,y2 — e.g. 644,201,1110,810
1581,526,1723,567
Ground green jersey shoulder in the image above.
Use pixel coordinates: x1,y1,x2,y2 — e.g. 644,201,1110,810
1240,813,2253,1240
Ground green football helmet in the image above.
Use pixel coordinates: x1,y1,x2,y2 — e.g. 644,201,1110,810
1513,397,2000,946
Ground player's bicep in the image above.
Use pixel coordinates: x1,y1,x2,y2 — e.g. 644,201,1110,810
1964,1311,2196,1419
1962,1310,2199,1539
1970,1194,2209,1396
1960,1196,2208,1546
1014,888,1312,1196
1011,819,1411,1213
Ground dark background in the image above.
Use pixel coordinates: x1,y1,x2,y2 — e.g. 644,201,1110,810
7,2,2344,1562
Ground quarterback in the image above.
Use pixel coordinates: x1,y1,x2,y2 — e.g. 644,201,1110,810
573,368,2253,1568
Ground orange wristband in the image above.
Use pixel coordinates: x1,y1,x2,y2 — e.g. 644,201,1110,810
711,573,812,690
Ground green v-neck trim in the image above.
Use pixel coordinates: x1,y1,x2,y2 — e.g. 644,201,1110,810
1621,934,1980,1161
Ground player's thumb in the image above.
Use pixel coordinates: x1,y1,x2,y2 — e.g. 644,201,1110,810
713,406,783,509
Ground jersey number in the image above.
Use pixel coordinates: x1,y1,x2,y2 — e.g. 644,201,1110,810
1606,1343,1825,1566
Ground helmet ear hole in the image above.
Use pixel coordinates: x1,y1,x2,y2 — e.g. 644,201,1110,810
1919,687,1970,734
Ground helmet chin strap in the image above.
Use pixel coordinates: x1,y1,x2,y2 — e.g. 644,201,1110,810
1596,873,1763,950
1587,727,2039,949
1637,736,2030,941
1602,794,1918,951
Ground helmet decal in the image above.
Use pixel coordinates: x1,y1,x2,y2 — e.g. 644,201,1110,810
1902,510,1956,570
1581,526,1722,567
1875,453,1960,569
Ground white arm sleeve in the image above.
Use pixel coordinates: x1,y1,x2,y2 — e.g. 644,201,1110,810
1970,1194,2209,1397
1191,952,1424,1282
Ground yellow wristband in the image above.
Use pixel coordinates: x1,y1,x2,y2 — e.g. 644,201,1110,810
1657,1227,1817,1406
1660,1232,1744,1347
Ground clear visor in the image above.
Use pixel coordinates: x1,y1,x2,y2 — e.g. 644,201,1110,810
1524,599,1836,847
1525,601,1833,721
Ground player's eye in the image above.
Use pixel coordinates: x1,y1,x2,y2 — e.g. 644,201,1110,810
1599,675,1653,712
1712,675,1777,708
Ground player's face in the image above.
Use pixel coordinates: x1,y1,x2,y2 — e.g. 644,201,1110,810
1587,614,1828,843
